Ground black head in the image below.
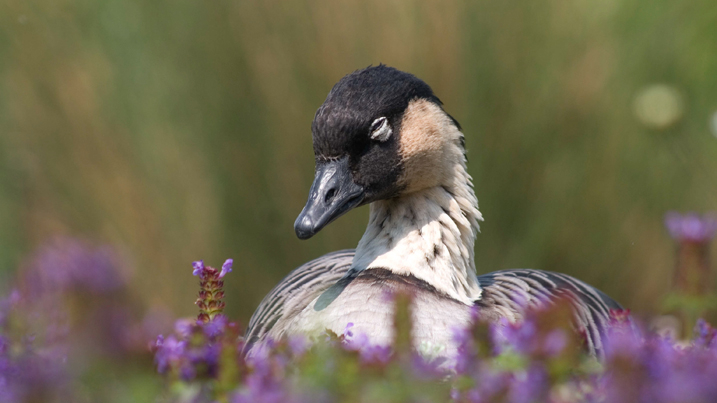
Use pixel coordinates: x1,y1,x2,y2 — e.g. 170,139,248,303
295,65,458,239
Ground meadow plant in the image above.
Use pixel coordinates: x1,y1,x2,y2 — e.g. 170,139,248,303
663,212,717,336
0,220,715,402
151,256,717,403
0,238,157,402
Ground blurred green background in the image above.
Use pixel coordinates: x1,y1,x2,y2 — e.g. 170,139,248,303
1,0,716,324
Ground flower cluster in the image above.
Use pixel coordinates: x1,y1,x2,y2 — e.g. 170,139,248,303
661,211,717,337
154,315,239,382
601,320,717,403
1,210,715,403
665,211,717,243
0,238,158,402
153,259,243,400
153,265,717,403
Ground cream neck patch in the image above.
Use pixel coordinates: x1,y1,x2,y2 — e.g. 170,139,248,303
351,105,483,305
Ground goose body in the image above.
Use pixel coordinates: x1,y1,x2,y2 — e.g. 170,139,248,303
245,66,624,358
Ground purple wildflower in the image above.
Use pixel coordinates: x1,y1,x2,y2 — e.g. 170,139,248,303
604,325,644,361
154,335,185,374
179,365,196,382
342,330,365,349
343,322,354,338
665,211,717,243
468,371,511,403
203,315,227,338
186,342,222,377
694,319,717,348
411,353,446,378
192,260,205,277
339,323,394,364
495,317,537,355
246,339,277,365
173,318,195,339
543,329,568,356
0,337,8,356
24,238,128,295
193,259,232,323
665,212,715,296
508,364,549,403
232,372,290,403
288,336,309,357
154,327,227,381
220,259,233,279
359,344,393,365
0,353,72,403
452,326,477,374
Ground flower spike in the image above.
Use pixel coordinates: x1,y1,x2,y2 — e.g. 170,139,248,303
193,260,232,323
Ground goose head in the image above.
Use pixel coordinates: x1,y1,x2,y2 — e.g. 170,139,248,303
295,65,464,239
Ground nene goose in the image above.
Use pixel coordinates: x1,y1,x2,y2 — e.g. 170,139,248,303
244,65,623,358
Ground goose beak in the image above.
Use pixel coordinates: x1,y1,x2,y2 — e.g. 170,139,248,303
294,156,365,239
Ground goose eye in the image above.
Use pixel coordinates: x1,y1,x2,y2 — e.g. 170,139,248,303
369,117,392,142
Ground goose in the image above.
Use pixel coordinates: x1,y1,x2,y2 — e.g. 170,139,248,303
244,65,624,359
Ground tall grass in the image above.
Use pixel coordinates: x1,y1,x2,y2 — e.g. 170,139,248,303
0,0,716,321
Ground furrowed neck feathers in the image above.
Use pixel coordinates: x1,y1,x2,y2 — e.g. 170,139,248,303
351,113,483,305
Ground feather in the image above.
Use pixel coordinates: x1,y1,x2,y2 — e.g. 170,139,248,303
476,269,623,356
243,250,353,350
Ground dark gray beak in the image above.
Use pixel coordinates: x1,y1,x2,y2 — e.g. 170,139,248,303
294,156,365,239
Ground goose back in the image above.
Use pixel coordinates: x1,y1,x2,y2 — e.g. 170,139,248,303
244,251,623,358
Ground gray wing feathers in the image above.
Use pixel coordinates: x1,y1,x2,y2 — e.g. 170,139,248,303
477,269,622,357
244,249,355,348
245,259,621,358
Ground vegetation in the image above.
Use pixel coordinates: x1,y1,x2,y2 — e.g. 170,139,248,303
0,0,716,400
